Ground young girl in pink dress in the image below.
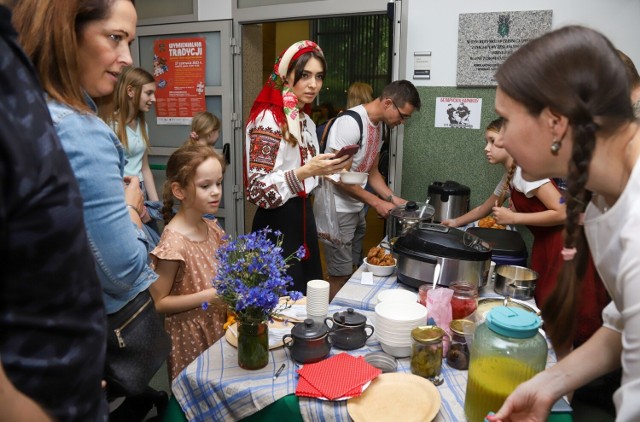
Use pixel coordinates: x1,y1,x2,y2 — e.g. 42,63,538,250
149,144,227,380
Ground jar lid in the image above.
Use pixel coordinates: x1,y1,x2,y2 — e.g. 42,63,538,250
291,318,328,340
332,308,366,326
450,319,474,336
486,306,541,338
411,325,445,344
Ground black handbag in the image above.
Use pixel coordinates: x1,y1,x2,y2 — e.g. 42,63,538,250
105,289,171,397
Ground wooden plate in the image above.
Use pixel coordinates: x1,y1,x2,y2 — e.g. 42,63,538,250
347,373,441,422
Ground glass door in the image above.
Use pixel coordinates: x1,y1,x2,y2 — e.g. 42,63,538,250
131,21,237,234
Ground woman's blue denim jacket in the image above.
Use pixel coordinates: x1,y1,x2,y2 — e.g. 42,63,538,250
47,95,158,314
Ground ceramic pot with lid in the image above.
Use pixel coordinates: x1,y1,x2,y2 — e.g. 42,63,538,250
387,201,435,245
324,308,374,350
427,181,470,223
393,223,491,289
282,318,332,364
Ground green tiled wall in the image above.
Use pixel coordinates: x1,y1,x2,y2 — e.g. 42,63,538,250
401,86,501,206
400,86,533,257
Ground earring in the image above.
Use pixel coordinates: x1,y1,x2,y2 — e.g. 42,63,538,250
550,138,562,155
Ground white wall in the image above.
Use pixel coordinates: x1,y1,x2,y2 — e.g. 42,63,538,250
405,0,640,86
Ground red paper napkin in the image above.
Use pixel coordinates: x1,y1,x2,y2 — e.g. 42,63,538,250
296,353,381,400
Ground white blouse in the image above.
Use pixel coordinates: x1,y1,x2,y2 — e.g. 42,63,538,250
584,158,640,421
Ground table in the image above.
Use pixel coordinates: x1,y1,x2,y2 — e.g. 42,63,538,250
172,266,570,421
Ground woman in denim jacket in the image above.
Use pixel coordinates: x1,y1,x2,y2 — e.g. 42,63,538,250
13,0,167,417
13,0,156,314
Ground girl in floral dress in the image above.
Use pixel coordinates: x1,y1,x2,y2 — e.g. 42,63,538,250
150,144,227,380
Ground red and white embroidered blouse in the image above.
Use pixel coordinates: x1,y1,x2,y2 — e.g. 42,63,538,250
245,110,320,209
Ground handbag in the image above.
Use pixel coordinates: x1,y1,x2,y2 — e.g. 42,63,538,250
105,289,171,397
313,177,343,246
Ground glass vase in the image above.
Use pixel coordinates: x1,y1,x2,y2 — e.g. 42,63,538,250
237,321,269,370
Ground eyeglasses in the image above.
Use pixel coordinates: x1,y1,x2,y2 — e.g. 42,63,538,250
391,99,411,121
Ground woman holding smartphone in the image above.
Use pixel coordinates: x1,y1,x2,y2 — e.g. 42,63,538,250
244,40,348,294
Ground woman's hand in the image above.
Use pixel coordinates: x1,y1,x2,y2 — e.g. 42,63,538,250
123,176,144,213
487,373,557,422
296,153,350,180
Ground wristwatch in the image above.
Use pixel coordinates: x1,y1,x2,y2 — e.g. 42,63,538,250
386,194,394,203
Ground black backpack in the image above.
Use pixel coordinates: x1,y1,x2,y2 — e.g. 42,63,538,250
316,109,364,153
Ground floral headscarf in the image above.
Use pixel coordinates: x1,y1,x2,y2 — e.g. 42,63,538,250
247,40,324,144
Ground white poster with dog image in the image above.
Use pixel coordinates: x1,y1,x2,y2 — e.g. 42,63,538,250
435,97,482,129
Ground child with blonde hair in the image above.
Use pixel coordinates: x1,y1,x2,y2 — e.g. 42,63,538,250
102,66,160,202
186,111,221,147
149,144,227,380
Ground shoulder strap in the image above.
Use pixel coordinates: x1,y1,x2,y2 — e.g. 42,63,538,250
319,109,364,153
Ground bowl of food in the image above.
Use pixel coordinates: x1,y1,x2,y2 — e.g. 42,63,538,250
340,171,368,185
364,257,397,277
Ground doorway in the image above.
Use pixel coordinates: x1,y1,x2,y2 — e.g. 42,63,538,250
239,15,392,230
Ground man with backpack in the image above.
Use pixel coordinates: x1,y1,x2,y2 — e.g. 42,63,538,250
322,80,421,298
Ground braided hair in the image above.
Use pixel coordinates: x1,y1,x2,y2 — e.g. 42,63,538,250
495,26,634,350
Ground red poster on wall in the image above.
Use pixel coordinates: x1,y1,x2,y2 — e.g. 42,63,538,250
153,37,206,125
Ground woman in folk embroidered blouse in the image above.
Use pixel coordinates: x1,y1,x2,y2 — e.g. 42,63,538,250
244,40,348,294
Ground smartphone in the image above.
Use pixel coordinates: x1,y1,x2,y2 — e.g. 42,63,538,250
334,144,359,159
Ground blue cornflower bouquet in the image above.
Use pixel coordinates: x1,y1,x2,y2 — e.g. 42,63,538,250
212,228,304,325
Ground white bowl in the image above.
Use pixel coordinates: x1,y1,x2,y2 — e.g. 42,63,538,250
376,289,418,305
363,257,397,277
375,300,428,322
340,171,368,185
380,341,412,358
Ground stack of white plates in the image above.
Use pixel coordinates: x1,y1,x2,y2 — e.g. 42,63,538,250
374,301,427,358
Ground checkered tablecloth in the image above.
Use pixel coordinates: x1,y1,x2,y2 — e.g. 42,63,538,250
172,309,472,422
172,264,552,422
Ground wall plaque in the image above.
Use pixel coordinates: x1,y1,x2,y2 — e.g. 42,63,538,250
456,10,552,86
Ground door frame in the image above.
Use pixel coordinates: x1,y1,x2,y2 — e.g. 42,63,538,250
131,21,237,233
231,0,403,234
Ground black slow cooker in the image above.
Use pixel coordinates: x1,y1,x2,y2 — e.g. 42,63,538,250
392,223,492,289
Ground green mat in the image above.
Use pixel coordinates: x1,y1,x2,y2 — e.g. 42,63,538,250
164,394,570,421
163,395,302,422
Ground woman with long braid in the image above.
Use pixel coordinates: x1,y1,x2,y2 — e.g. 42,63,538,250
487,26,640,422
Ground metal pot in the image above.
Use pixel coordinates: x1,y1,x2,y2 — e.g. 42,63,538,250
387,201,435,246
493,265,538,300
282,318,332,364
392,223,491,289
325,308,374,350
427,181,470,223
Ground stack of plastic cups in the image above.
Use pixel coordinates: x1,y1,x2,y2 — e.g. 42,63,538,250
306,279,330,323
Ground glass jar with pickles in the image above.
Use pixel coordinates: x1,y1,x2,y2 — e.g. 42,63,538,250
410,326,445,383
464,306,547,422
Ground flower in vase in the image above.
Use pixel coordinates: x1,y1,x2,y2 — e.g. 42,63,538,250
212,227,304,325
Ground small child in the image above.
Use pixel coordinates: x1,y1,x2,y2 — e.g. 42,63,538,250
443,117,567,305
149,144,227,380
443,118,608,356
185,111,221,147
